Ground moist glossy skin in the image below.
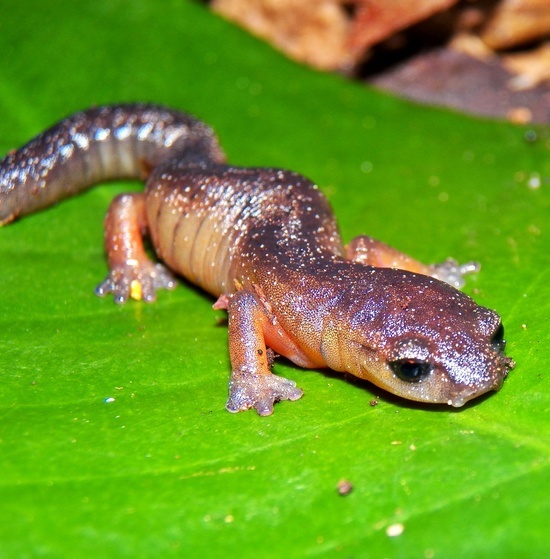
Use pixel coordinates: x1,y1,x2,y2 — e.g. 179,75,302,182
0,104,515,415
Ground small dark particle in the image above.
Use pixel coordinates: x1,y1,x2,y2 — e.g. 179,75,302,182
524,130,538,143
215,315,228,326
257,349,263,356
369,398,379,407
337,479,353,496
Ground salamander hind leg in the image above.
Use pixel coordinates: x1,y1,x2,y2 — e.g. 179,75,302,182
346,235,479,288
225,290,303,416
95,192,177,303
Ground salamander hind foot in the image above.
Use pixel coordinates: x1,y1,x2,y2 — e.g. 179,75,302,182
226,371,303,416
95,261,177,304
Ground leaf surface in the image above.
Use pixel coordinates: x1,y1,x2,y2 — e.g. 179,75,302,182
0,1,548,557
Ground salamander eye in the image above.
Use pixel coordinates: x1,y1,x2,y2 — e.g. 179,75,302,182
491,323,506,353
390,359,432,382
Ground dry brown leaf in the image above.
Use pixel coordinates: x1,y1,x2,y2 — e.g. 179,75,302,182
480,0,550,50
503,42,550,89
449,32,495,62
212,0,355,70
347,0,458,56
212,0,459,70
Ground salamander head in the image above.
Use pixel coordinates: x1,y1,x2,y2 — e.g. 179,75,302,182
321,269,514,407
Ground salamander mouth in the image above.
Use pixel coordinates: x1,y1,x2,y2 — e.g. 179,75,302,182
447,385,491,408
447,355,515,407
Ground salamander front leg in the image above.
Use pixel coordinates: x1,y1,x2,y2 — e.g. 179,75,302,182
225,290,303,416
346,235,479,289
95,193,177,303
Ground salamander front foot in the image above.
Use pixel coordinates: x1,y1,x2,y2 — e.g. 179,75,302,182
95,262,177,304
226,371,303,416
429,259,480,289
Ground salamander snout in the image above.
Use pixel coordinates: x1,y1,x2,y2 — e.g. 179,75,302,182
332,272,515,407
380,318,514,407
446,353,515,408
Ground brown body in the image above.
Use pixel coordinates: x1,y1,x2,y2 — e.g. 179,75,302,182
0,104,514,415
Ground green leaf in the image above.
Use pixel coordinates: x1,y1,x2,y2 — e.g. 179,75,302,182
0,1,547,557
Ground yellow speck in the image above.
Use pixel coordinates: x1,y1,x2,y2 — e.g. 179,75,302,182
224,514,234,523
130,280,142,300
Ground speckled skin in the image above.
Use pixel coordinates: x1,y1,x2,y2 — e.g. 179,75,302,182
0,104,514,415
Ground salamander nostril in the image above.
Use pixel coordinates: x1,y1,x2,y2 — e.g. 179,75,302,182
491,323,506,353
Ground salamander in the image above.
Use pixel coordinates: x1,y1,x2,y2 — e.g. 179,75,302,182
0,104,514,415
